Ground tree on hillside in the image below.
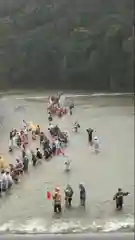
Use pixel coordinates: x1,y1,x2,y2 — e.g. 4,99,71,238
0,0,133,91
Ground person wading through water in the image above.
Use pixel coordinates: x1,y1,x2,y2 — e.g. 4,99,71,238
23,155,29,172
64,159,71,171
79,183,86,207
69,103,74,115
36,148,43,159
31,151,37,166
113,188,130,210
53,187,62,213
35,125,40,135
48,112,53,123
9,130,13,152
93,136,100,153
73,121,80,132
64,184,74,208
40,132,45,145
86,128,94,145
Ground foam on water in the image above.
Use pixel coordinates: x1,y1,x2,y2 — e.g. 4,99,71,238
0,217,134,234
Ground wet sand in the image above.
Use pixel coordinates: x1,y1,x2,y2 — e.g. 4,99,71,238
0,94,134,233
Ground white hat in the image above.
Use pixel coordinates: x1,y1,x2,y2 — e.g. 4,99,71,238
55,187,60,191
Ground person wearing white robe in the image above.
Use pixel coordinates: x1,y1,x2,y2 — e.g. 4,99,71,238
93,136,100,153
65,159,71,171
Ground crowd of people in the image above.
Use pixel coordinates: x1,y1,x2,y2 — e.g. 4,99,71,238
0,93,130,213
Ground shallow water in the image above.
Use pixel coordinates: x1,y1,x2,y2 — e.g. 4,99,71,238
0,93,134,233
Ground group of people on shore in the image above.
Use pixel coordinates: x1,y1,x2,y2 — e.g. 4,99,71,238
0,93,130,213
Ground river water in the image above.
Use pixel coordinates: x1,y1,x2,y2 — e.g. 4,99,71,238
0,93,134,234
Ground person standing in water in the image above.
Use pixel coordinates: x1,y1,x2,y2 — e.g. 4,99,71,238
93,136,100,153
64,184,74,208
86,128,94,145
51,140,56,155
55,138,64,156
73,121,80,132
31,151,37,166
36,148,43,159
113,188,130,210
22,146,26,159
64,159,71,171
5,170,13,190
23,155,29,172
24,126,28,144
53,187,62,213
40,132,45,145
1,170,8,193
48,112,53,123
35,125,40,135
79,183,86,207
69,103,74,115
9,130,13,152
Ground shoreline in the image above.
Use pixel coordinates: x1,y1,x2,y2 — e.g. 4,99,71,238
0,232,134,239
0,90,134,98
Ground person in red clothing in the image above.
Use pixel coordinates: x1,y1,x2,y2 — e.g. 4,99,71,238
47,191,51,200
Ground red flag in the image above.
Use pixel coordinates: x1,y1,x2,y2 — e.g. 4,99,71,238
47,191,51,200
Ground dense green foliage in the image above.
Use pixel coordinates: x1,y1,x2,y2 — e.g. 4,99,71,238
0,0,134,91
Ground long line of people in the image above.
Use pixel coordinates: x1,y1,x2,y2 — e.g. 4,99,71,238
0,119,69,196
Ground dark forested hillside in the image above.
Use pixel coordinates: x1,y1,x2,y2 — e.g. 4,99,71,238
0,0,134,91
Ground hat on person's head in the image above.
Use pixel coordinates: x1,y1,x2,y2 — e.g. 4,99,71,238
55,187,60,192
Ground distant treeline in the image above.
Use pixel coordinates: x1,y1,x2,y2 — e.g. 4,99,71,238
0,0,134,91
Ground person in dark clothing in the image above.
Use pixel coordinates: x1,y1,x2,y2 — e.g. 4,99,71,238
113,188,130,210
0,180,3,196
40,132,45,145
23,156,29,172
0,180,7,196
16,134,21,147
0,170,7,196
31,151,37,166
86,128,94,145
43,138,50,151
48,113,53,122
79,183,86,207
73,121,80,132
49,125,61,137
15,159,23,175
9,131,13,140
22,147,26,159
10,168,19,183
65,185,74,207
36,148,43,159
44,147,52,160
69,103,74,115
9,130,13,152
52,141,56,155
9,144,13,152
